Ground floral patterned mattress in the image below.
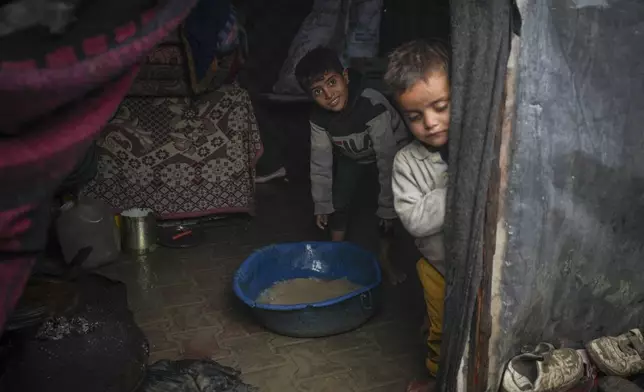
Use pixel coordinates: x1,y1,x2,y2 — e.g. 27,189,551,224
81,82,263,219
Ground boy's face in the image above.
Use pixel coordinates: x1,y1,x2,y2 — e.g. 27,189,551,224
308,70,350,112
397,70,450,147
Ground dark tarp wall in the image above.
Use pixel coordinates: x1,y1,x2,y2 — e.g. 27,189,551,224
489,0,644,390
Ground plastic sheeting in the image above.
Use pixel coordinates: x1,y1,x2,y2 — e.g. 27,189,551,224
489,0,644,390
272,0,384,96
139,360,257,392
272,0,351,95
345,0,382,58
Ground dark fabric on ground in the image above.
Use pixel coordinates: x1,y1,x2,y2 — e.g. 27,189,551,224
438,0,511,390
140,359,258,392
0,274,148,392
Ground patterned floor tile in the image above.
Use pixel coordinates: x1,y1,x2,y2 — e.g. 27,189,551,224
182,252,244,274
344,358,411,391
192,267,235,290
147,258,191,287
214,308,266,341
295,373,356,392
360,380,408,392
160,283,204,307
241,361,299,392
215,354,240,369
201,287,237,312
167,303,223,333
141,319,179,353
148,348,181,364
275,340,359,381
127,286,166,313
134,307,170,327
365,321,420,358
171,327,232,360
267,334,312,349
220,333,290,373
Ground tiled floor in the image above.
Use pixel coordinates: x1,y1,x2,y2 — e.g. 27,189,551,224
99,181,429,391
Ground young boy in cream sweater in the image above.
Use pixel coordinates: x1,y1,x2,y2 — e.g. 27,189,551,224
385,40,450,392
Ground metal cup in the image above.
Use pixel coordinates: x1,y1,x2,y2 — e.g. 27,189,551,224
120,210,157,254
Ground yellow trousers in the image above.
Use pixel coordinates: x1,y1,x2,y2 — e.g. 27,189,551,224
416,258,445,377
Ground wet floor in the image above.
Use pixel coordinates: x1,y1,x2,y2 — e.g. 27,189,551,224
98,180,429,391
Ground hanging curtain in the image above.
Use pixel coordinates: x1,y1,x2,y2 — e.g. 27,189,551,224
437,0,512,390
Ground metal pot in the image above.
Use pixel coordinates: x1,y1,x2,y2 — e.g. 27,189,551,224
120,209,157,254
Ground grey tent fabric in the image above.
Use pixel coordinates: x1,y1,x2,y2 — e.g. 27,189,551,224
490,0,644,389
438,0,512,390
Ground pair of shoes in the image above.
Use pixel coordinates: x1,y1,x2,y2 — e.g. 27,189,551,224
586,329,644,377
501,343,593,392
502,328,644,392
255,167,287,184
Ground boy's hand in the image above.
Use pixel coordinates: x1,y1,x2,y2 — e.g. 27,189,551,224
316,214,328,230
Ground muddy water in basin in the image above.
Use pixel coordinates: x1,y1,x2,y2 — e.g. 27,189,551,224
256,277,364,305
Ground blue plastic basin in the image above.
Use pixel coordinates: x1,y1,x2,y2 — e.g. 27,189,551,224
233,242,382,337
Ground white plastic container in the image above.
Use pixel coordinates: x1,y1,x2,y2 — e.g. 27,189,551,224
56,198,120,269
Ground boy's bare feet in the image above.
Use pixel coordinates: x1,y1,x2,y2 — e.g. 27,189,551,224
407,380,436,392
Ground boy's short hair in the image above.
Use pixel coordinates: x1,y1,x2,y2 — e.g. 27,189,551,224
384,40,450,95
295,46,344,91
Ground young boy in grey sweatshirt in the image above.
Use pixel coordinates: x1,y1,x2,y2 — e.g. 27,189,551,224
295,46,408,284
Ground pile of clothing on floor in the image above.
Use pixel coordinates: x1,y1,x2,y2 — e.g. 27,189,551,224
501,329,644,392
